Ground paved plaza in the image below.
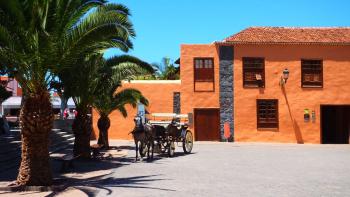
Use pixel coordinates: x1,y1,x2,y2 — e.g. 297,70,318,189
1,141,350,196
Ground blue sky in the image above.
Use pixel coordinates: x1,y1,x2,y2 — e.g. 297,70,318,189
105,0,350,64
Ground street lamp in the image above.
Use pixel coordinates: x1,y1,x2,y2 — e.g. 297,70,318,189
280,68,290,86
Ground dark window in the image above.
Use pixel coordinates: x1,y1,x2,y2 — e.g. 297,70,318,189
243,57,265,87
301,60,323,87
194,58,214,82
257,99,278,129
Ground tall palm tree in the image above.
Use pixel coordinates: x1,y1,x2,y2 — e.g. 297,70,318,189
59,55,100,158
153,57,180,80
0,0,135,186
61,54,152,154
93,55,153,149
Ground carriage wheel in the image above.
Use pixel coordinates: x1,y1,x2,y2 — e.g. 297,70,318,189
182,130,193,154
168,141,175,157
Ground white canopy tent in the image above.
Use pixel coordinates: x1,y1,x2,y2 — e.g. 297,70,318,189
50,97,76,109
1,96,75,115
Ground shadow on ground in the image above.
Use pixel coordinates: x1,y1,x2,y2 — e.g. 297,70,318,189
49,174,175,197
0,144,193,196
48,147,193,196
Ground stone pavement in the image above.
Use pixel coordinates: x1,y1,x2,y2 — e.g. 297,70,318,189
96,142,350,197
1,141,350,196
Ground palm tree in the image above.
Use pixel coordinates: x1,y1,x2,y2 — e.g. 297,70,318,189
59,55,100,158
93,55,153,149
0,0,135,186
153,57,180,80
60,52,154,156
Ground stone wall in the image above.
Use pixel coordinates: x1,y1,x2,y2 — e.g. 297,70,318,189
173,92,181,114
219,46,234,141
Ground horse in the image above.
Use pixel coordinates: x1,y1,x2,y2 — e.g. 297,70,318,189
131,115,155,161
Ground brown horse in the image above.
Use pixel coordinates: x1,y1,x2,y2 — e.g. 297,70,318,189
131,116,155,161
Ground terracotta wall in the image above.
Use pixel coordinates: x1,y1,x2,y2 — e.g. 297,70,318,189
92,81,181,140
180,44,220,139
233,44,350,143
93,44,220,140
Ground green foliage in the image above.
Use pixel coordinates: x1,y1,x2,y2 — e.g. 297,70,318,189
65,54,153,118
152,57,180,80
94,56,152,117
60,53,153,114
0,0,146,115
0,0,134,97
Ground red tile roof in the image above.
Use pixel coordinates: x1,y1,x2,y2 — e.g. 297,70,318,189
223,27,350,45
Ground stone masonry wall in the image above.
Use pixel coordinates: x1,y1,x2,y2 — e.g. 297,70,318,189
219,46,234,141
173,92,181,114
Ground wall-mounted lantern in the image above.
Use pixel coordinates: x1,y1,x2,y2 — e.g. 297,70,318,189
311,110,316,123
280,68,290,86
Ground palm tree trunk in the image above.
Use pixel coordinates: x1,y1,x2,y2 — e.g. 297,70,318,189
97,115,110,149
16,92,54,186
72,107,92,158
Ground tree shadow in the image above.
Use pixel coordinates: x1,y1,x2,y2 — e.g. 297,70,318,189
48,174,176,196
0,168,18,182
1,139,194,195
47,149,179,196
0,130,21,182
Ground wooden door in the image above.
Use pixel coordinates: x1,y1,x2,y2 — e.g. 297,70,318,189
194,108,220,141
321,106,350,144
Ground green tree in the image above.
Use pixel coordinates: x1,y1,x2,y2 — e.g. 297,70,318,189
59,55,100,158
57,3,137,158
153,57,180,80
61,54,152,154
93,55,153,149
0,0,134,186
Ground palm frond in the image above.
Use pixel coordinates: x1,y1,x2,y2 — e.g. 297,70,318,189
106,55,153,71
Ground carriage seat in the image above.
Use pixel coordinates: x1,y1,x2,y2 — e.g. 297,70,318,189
148,120,172,126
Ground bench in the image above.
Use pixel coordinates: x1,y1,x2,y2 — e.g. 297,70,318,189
57,154,80,172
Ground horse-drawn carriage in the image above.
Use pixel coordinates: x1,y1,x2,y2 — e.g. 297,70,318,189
132,113,194,160
149,113,193,157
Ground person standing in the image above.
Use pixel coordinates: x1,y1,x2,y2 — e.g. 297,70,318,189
64,108,69,119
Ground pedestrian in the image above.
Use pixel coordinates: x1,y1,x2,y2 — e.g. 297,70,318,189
64,108,69,119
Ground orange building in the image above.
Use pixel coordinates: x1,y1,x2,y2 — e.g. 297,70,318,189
93,27,350,144
0,76,22,96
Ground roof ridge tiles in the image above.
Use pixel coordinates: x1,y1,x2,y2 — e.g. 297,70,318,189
247,26,350,29
223,26,350,44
